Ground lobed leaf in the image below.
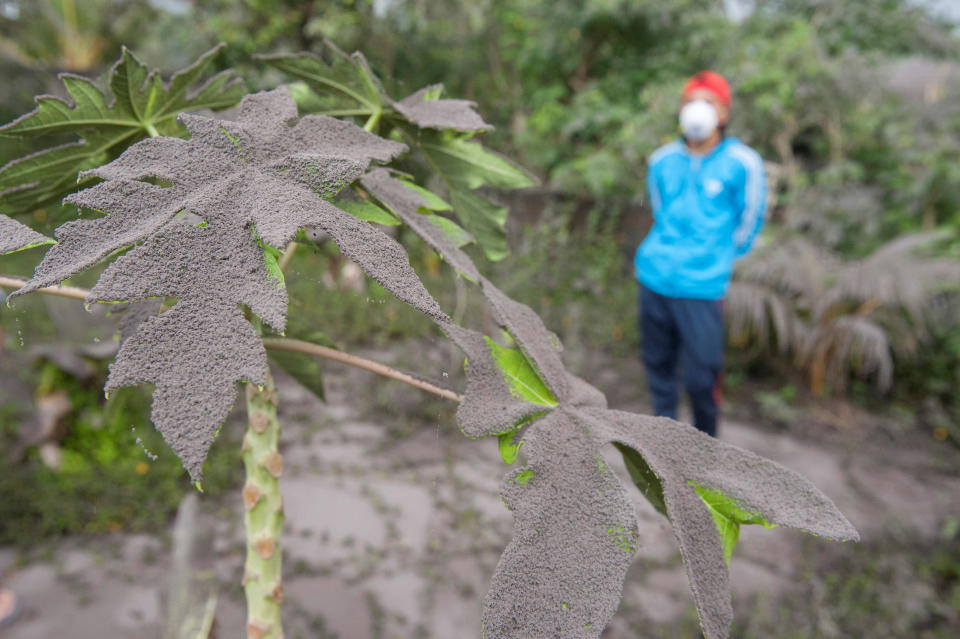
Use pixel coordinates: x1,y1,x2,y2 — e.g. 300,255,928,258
393,85,494,132
0,214,53,255
581,408,859,638
482,410,637,639
255,43,388,118
0,45,245,216
360,166,859,639
417,132,535,261
485,337,558,407
11,88,424,480
262,45,533,260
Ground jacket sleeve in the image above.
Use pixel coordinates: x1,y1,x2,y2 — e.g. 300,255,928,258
647,159,663,219
732,146,768,258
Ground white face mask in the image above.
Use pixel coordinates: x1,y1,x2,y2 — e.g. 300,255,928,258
679,100,719,142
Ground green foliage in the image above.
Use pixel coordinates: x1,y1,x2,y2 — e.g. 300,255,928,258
489,206,639,354
693,485,776,564
0,6,924,634
728,233,960,394
0,371,239,544
0,44,245,215
485,336,559,407
260,43,536,260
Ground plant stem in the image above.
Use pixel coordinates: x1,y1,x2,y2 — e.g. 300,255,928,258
262,337,463,402
277,242,298,273
363,108,382,133
145,122,161,138
0,275,89,300
0,276,463,402
242,370,285,639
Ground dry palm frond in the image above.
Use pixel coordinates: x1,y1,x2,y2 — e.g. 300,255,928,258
816,231,960,325
726,281,798,354
731,230,960,394
806,315,895,393
736,236,832,302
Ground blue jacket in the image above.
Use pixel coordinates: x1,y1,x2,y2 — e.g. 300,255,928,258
635,136,767,300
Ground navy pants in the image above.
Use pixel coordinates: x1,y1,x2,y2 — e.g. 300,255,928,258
639,285,724,437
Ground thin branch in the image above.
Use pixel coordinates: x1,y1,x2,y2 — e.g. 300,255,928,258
0,275,89,301
277,242,298,273
262,337,463,403
0,274,463,402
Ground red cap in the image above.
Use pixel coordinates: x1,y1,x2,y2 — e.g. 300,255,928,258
682,71,732,107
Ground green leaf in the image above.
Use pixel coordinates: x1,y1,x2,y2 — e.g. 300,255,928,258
418,133,535,191
448,188,509,261
391,178,474,247
0,44,245,215
498,430,523,465
416,133,534,261
335,195,400,225
485,336,558,406
693,484,777,564
398,179,453,211
262,243,285,290
268,349,326,402
425,215,474,248
256,44,387,116
614,443,667,517
264,45,524,260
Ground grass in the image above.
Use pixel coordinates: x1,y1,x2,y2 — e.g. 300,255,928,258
730,537,960,639
0,354,242,545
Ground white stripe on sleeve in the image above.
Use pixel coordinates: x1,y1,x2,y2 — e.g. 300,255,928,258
730,145,764,246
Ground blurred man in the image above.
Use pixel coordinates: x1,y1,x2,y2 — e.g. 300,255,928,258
636,71,766,436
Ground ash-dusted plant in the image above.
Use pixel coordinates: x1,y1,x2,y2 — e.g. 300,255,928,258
1,44,858,639
727,232,960,394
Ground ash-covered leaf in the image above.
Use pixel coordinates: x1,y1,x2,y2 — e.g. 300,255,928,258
261,45,532,260
89,216,288,331
0,214,53,255
0,44,245,215
106,300,267,480
360,167,859,639
482,410,637,639
361,169,482,281
258,44,493,132
579,408,859,639
393,85,494,132
444,324,549,439
108,299,163,344
12,88,426,479
362,169,567,400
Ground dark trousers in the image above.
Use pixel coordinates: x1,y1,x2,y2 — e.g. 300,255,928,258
639,284,724,436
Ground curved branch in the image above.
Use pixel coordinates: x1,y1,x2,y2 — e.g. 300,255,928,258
262,337,462,402
0,275,89,301
0,274,463,402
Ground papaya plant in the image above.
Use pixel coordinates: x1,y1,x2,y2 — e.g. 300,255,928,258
0,44,858,639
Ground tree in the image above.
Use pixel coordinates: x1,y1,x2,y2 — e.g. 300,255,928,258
0,43,857,639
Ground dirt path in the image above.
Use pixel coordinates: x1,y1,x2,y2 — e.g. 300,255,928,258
2,341,958,638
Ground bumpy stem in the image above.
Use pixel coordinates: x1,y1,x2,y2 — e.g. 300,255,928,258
242,370,285,639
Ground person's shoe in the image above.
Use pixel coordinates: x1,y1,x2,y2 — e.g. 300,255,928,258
0,588,22,627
